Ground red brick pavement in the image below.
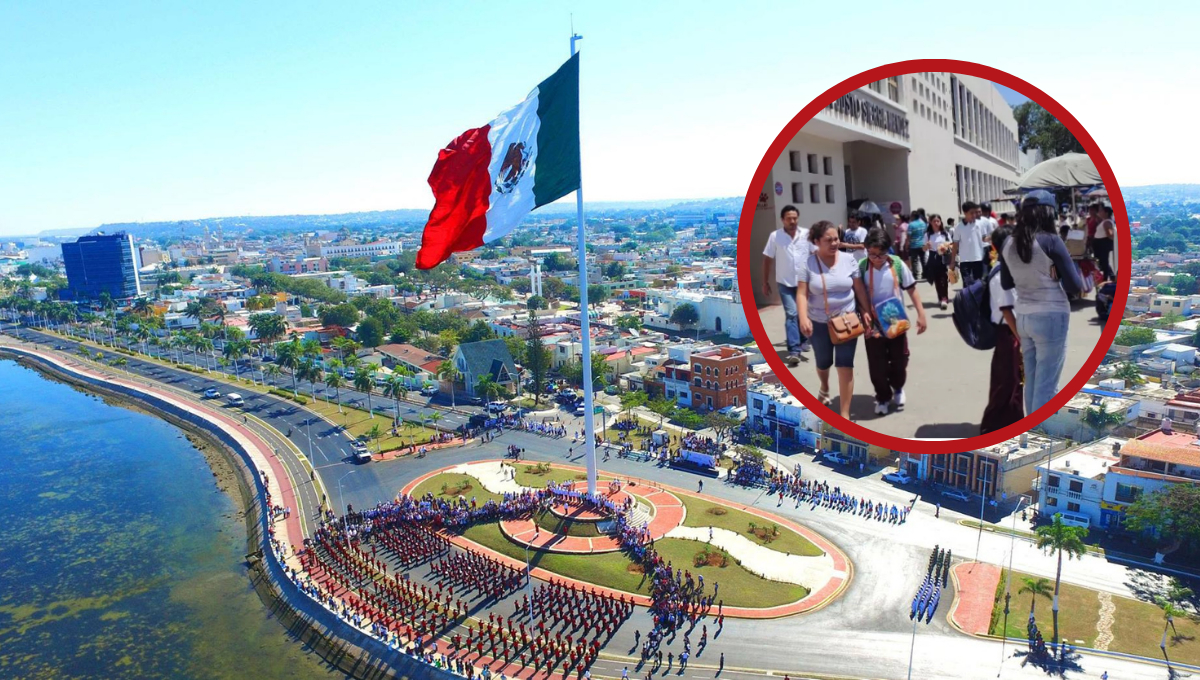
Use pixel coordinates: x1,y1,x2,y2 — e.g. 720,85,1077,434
950,562,1002,635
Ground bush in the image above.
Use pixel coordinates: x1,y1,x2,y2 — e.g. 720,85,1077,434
269,388,307,405
988,568,1007,635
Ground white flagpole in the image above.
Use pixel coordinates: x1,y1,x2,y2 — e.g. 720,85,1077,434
571,31,597,497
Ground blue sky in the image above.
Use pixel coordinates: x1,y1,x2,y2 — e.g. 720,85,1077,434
1,1,1195,235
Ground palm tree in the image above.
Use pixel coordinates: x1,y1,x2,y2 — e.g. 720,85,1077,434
325,371,345,413
132,297,153,317
1081,403,1124,440
1035,515,1088,658
355,364,378,418
476,374,504,402
365,423,384,453
429,411,443,439
438,359,460,408
262,363,282,388
383,373,407,422
299,359,324,400
1018,577,1053,618
195,335,215,372
1156,598,1187,644
247,313,287,355
224,338,251,382
275,338,303,396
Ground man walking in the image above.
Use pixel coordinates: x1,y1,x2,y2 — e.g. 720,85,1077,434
952,202,988,287
762,204,811,365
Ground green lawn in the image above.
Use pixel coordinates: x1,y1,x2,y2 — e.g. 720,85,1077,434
990,570,1200,665
457,523,806,608
410,473,503,504
513,463,602,489
677,494,823,557
306,398,432,452
533,509,604,538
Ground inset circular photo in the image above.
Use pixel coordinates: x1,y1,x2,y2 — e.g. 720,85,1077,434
738,61,1129,455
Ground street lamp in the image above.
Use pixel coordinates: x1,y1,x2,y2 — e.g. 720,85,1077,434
337,469,356,540
306,416,315,464
998,494,1030,676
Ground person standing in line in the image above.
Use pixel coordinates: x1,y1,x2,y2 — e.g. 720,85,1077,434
841,212,869,263
1092,205,1116,282
762,204,812,366
1000,190,1084,416
979,202,998,263
906,210,928,281
855,228,927,416
952,202,988,287
923,215,952,309
797,221,868,420
980,225,1024,435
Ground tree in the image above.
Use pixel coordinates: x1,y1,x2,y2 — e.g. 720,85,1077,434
275,338,303,396
355,364,378,418
525,311,550,406
587,284,609,305
325,370,345,413
527,295,547,311
476,375,505,402
223,338,251,382
1171,273,1197,296
1156,284,1174,295
320,303,360,328
704,412,740,443
248,313,287,353
1013,101,1084,158
298,359,324,399
620,390,648,423
1014,576,1053,626
648,397,675,429
604,262,626,279
1034,515,1088,658
131,297,153,317
357,317,385,348
1124,484,1200,558
615,314,643,331
383,373,407,421
1113,326,1155,347
1081,403,1124,440
364,423,384,453
262,363,282,388
1112,362,1145,386
438,359,460,409
670,303,700,337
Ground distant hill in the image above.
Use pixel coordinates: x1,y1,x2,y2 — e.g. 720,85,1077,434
37,197,744,242
1123,184,1200,201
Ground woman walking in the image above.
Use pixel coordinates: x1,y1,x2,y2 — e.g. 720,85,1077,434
797,221,868,420
981,225,1024,434
855,228,928,416
1091,205,1116,282
923,214,952,309
999,190,1084,416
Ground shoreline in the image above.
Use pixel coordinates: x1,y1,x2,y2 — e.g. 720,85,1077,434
0,350,427,680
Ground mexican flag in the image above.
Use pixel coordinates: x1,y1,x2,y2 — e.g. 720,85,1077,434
415,53,581,269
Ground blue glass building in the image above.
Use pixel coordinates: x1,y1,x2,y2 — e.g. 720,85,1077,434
60,233,142,301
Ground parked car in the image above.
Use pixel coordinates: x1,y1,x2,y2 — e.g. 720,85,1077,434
882,469,913,485
823,452,850,465
203,388,220,399
604,385,620,396
420,385,439,396
466,395,484,406
487,401,508,413
941,488,971,503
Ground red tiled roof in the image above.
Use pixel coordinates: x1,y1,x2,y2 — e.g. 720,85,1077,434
1122,436,1200,468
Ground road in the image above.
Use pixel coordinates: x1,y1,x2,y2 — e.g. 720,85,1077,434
0,319,1188,680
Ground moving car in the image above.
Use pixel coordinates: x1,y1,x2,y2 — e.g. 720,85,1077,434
882,469,913,485
574,405,586,417
350,438,371,463
941,488,971,503
224,393,245,407
203,387,221,399
465,395,484,406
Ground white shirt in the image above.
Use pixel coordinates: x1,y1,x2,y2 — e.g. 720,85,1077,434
953,219,987,263
989,267,1016,325
927,231,951,252
799,252,860,323
762,228,809,287
981,216,998,242
842,226,869,261
863,258,916,306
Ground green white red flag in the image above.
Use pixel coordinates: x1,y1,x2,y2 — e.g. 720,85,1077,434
415,53,581,269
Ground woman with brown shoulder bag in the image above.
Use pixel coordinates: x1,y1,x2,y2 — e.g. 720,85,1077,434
797,220,869,420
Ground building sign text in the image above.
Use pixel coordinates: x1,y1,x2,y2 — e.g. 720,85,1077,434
827,94,910,139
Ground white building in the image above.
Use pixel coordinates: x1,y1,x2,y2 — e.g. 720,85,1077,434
643,287,750,338
750,72,1020,306
1034,437,1124,528
315,241,402,259
1036,390,1137,442
746,382,822,449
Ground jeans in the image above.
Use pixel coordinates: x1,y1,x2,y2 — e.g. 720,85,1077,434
960,261,986,288
1016,311,1070,416
778,284,807,353
809,321,858,370
908,248,925,280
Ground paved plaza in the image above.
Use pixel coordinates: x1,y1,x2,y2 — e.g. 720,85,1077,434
757,276,1105,438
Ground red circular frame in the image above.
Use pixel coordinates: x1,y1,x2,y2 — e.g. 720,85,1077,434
736,59,1131,457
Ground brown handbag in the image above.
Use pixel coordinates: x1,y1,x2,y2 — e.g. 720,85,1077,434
818,256,865,345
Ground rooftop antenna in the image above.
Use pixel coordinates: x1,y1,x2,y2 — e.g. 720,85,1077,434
570,14,582,55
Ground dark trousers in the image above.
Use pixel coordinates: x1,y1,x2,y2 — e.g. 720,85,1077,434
908,248,925,280
933,274,949,302
1092,239,1114,281
980,324,1024,435
960,261,986,288
864,333,909,404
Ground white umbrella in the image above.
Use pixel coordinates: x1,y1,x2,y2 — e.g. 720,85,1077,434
1016,152,1101,190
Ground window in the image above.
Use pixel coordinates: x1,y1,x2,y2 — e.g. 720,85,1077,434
823,156,833,176
807,154,818,173
789,151,803,172
1114,483,1142,503
753,398,763,410
1048,475,1060,488
792,182,805,204
1067,502,1081,513
1046,496,1059,507
694,377,701,387
825,185,835,203
1069,480,1084,493
887,77,899,102
810,184,821,204
694,363,701,372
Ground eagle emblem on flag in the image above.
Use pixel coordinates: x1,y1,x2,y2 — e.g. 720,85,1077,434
494,141,530,195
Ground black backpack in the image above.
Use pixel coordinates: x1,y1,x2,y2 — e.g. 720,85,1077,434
952,265,1002,351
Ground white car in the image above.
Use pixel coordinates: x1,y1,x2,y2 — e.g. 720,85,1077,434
420,385,439,396
823,452,850,465
487,401,508,413
203,388,220,399
883,469,913,485
942,488,971,503
350,439,371,463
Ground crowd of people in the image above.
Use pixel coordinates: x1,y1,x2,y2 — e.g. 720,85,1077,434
431,551,525,601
